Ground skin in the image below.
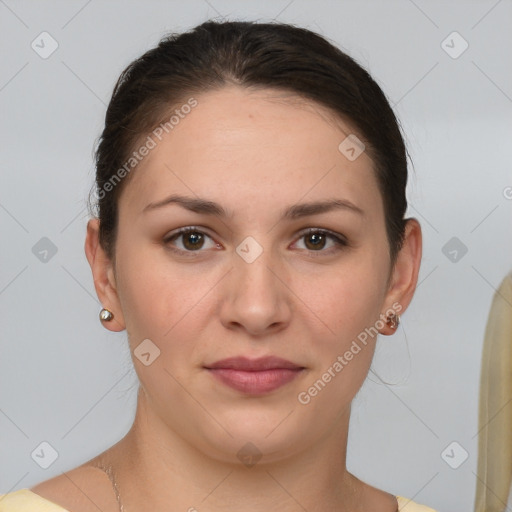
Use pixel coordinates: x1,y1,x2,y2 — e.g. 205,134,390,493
32,85,421,512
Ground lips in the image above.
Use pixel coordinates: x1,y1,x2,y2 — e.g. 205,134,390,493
204,356,305,394
205,356,303,371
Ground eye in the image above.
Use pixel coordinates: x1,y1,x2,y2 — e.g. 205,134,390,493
163,226,347,256
292,228,348,254
163,226,220,253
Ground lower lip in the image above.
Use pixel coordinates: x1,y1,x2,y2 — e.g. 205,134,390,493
206,368,303,394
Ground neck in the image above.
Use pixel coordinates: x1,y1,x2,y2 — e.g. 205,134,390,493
97,387,363,512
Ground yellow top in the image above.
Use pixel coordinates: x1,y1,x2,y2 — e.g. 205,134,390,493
0,489,437,511
0,489,69,511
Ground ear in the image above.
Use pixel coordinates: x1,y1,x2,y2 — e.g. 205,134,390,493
84,218,126,332
379,218,422,336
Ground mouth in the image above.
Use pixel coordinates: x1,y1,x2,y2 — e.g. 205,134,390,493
204,356,305,395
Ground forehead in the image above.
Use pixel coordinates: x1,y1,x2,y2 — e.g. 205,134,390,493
119,86,383,221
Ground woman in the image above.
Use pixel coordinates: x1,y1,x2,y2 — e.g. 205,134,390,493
0,20,435,511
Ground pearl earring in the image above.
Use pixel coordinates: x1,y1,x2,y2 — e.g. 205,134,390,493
99,308,114,322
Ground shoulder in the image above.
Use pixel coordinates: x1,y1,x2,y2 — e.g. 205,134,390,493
356,479,437,512
397,495,438,511
4,462,118,512
0,488,69,511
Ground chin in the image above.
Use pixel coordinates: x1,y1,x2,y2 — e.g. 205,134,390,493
191,411,310,465
206,434,303,468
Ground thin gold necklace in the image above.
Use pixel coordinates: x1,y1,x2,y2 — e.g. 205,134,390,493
98,463,399,512
98,463,124,512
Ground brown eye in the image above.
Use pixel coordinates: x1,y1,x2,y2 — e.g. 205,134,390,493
294,229,347,253
181,231,204,250
164,227,218,252
304,232,327,250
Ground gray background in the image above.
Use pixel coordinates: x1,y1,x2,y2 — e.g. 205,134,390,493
1,1,511,511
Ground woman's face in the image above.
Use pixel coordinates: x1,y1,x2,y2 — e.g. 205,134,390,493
97,86,411,463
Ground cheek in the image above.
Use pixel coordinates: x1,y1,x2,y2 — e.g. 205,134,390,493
113,236,172,339
293,267,385,415
116,258,172,339
114,250,205,401
295,253,387,340
114,242,219,358
292,248,389,383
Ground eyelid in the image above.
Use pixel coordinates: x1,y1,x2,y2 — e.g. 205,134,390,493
291,227,348,254
295,227,347,243
163,225,215,241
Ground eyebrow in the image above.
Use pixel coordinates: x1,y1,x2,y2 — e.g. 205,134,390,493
142,194,364,219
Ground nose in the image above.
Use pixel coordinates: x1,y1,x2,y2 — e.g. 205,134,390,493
219,243,292,337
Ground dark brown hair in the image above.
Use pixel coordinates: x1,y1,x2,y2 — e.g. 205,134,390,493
90,19,410,267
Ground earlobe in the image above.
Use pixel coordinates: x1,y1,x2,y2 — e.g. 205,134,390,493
85,218,126,332
379,218,422,336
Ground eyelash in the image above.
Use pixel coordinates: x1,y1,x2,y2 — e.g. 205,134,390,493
163,226,348,257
